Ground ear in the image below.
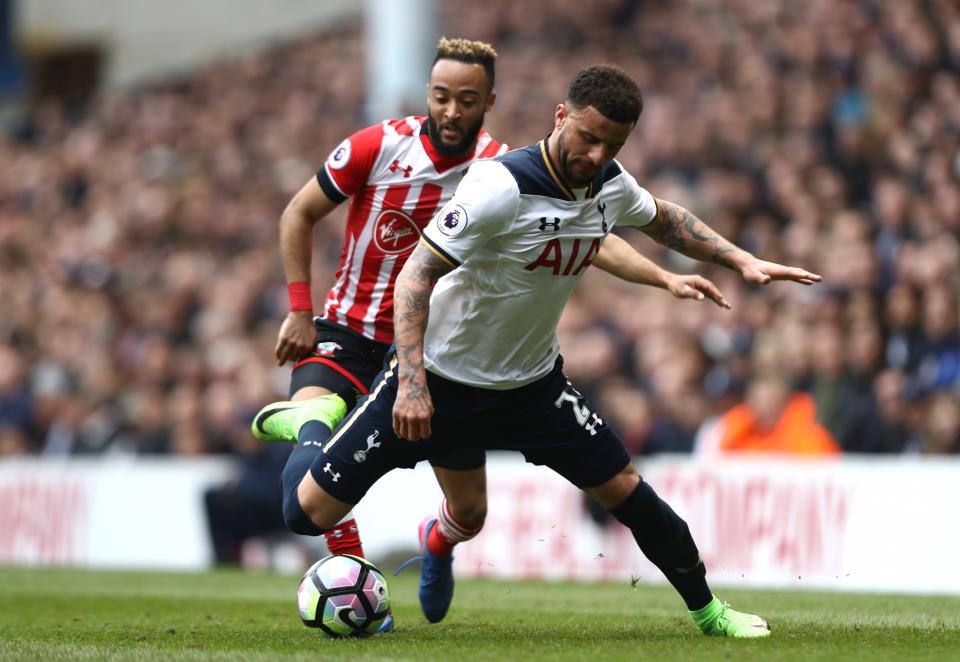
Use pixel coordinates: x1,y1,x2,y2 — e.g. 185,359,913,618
555,103,568,129
485,89,497,112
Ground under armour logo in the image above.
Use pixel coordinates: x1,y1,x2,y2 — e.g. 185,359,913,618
323,462,341,482
389,159,413,178
538,217,561,232
598,202,608,233
353,430,382,463
584,412,603,436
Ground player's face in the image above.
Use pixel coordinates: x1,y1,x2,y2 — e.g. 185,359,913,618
553,104,633,187
427,59,496,157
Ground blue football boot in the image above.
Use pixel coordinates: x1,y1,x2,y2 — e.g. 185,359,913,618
417,517,454,623
377,610,395,633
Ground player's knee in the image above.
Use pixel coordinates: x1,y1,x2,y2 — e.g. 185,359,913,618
587,463,640,509
282,488,327,536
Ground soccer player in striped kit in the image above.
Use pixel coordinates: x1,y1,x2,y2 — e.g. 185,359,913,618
252,40,505,634
254,41,731,630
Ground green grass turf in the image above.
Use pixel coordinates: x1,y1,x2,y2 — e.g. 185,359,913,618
1,567,959,661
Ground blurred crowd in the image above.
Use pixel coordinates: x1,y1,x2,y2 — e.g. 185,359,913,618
2,0,959,459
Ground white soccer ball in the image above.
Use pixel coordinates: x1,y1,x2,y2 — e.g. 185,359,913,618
297,554,391,637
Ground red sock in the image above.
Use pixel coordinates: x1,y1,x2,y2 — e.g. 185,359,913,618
427,522,455,557
324,518,365,558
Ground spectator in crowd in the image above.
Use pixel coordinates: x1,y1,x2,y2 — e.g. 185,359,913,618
884,284,924,373
914,285,960,392
697,373,841,455
0,345,34,447
808,320,849,442
916,391,960,454
204,444,291,564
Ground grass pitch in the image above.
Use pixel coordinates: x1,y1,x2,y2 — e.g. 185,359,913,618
1,567,958,661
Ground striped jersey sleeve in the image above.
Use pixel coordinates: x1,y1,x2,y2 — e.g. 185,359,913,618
316,124,385,203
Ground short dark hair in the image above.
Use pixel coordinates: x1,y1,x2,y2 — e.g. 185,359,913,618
433,37,497,90
566,65,643,124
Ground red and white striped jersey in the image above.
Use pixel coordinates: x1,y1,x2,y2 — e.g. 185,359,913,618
315,116,508,343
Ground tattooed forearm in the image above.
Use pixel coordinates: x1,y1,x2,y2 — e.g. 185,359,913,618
644,198,747,271
393,244,453,382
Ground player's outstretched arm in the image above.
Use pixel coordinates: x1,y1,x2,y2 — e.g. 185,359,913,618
642,198,822,286
594,234,731,309
274,179,340,366
392,242,454,442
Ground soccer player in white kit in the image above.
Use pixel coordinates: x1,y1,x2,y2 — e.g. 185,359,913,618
288,66,820,637
278,64,821,636
252,43,731,630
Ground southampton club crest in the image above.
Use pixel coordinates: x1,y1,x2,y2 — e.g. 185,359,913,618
314,341,341,357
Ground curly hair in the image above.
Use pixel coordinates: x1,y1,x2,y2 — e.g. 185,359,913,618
433,37,498,90
566,65,643,124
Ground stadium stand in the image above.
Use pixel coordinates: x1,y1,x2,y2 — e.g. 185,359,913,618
1,0,959,464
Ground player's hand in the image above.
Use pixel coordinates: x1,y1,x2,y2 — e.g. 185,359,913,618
738,258,822,286
393,375,434,442
664,273,731,309
275,311,315,365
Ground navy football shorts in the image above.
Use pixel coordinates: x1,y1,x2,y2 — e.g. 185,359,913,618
309,352,630,505
290,318,483,471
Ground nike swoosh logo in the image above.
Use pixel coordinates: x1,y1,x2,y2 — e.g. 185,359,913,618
255,406,296,434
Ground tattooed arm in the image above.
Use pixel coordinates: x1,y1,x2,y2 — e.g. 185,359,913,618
392,242,454,441
642,198,822,286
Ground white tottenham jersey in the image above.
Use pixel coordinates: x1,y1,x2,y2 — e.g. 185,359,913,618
420,140,658,389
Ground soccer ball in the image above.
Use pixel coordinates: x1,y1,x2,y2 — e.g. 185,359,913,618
296,554,391,637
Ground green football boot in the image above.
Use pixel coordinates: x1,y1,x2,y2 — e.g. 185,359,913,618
251,394,348,443
691,596,771,638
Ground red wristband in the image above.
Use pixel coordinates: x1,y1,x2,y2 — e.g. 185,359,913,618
287,281,313,312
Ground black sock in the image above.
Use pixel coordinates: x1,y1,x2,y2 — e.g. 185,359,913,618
280,420,333,535
608,480,712,611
